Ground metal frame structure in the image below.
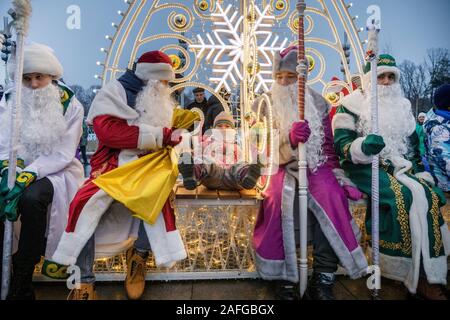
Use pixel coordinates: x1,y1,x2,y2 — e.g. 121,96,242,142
94,0,366,186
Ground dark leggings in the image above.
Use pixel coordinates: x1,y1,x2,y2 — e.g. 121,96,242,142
13,178,54,272
293,183,339,274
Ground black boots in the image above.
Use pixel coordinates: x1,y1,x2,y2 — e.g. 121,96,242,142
276,281,299,300
239,164,262,189
6,256,36,300
7,271,36,300
178,153,198,190
276,272,336,300
305,272,336,300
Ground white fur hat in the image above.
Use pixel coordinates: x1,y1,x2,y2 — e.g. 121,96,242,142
272,46,299,78
9,43,63,80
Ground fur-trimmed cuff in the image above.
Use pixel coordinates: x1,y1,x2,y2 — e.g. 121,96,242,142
415,171,435,186
23,165,38,178
51,232,80,266
138,124,164,150
332,168,356,187
52,190,113,266
158,230,188,268
144,216,187,268
441,225,450,256
332,113,356,132
349,137,373,165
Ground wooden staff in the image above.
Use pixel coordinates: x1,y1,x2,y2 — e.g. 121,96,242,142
296,0,308,299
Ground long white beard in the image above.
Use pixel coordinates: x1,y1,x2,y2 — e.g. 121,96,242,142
357,83,416,160
203,128,238,166
133,80,174,128
271,82,326,170
0,84,67,164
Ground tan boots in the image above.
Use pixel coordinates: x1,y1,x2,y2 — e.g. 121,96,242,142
124,247,148,300
66,248,148,300
67,283,96,300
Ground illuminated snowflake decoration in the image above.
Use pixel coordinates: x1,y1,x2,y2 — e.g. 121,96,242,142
190,3,288,92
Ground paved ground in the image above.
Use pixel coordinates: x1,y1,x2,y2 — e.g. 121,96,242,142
34,274,450,300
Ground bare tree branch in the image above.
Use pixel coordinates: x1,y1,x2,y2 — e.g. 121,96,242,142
399,60,429,116
426,48,450,98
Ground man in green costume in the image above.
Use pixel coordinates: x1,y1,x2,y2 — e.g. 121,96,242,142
332,54,450,299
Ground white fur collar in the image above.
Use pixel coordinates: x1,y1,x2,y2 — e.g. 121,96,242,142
340,89,367,116
87,80,139,125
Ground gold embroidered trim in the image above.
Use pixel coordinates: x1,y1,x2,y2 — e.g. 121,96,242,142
343,143,352,160
387,174,412,255
419,179,443,257
378,58,395,65
379,240,403,251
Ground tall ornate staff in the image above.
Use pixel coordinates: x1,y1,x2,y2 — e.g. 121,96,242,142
1,0,32,300
365,23,381,299
296,0,308,299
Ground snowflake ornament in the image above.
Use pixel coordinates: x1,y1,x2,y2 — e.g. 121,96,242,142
190,3,288,93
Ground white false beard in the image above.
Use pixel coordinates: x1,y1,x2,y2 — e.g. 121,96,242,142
209,128,237,165
203,129,238,166
271,82,326,170
0,84,67,164
132,80,174,129
210,128,237,143
357,83,416,160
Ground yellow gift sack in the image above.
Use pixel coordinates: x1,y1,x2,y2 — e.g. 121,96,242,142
93,109,200,225
171,108,201,130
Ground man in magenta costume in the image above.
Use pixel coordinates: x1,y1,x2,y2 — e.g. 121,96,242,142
252,46,368,300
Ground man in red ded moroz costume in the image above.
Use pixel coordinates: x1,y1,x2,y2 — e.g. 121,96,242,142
52,50,186,300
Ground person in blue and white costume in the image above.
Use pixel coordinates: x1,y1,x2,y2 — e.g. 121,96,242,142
424,84,450,192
